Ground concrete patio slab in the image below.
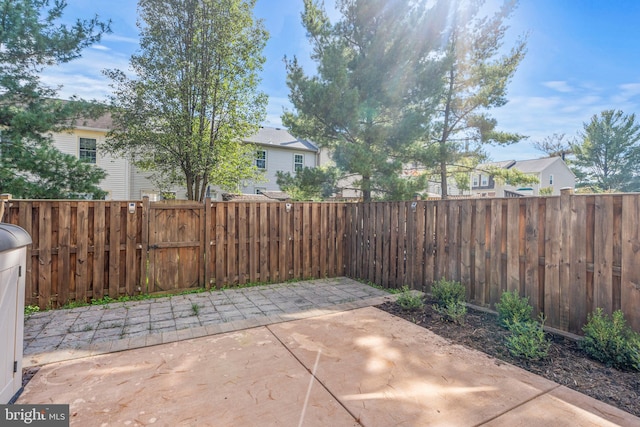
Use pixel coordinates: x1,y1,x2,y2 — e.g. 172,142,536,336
18,327,358,427
17,306,639,426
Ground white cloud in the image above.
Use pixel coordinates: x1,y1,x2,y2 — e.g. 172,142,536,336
542,80,574,93
611,83,640,103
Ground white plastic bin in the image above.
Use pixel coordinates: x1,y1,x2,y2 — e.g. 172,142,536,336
0,224,32,404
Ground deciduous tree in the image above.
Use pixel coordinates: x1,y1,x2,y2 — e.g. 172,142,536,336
105,0,268,201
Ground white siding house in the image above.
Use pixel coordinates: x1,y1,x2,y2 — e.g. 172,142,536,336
49,114,131,200
241,127,319,196
49,120,319,200
470,157,575,197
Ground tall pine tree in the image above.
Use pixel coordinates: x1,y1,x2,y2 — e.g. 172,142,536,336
284,0,448,201
0,0,110,199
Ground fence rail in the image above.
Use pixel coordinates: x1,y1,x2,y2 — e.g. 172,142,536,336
3,191,639,334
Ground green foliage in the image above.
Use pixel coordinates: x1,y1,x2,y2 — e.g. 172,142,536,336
276,166,339,200
571,110,640,192
417,1,527,198
105,0,268,201
431,279,466,305
539,186,554,196
24,305,40,317
581,308,640,371
431,279,467,324
395,286,425,311
496,290,533,328
433,300,467,325
0,0,110,199
284,0,447,201
191,303,200,316
505,317,550,360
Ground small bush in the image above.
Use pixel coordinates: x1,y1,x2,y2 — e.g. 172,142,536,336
433,300,467,325
431,279,466,324
431,279,465,305
24,305,40,317
396,285,425,311
496,290,533,328
505,317,550,360
581,308,640,371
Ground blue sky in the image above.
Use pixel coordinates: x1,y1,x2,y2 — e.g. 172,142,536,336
42,0,640,161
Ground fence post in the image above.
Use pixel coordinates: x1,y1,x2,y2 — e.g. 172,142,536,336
140,197,150,294
204,197,212,289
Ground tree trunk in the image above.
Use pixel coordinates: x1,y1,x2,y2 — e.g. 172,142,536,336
362,175,372,202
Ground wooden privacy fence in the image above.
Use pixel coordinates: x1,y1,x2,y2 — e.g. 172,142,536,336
2,199,347,310
346,190,640,334
3,191,640,334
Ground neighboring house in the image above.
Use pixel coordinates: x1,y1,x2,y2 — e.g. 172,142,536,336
49,119,319,200
242,127,319,196
470,157,575,197
50,114,132,200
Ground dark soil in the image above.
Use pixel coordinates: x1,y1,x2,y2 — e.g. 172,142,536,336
376,299,640,418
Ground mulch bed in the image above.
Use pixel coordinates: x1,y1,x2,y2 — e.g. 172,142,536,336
376,300,640,418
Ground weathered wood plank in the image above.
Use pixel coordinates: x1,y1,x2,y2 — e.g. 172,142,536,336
435,201,447,282
621,195,640,332
524,198,540,315
506,199,520,294
489,199,503,308
389,203,399,288
558,189,573,330
125,201,137,296
57,202,71,306
75,202,89,302
424,202,436,291
544,197,561,329
473,200,487,305
593,195,614,314
569,196,587,334
216,203,227,287
38,202,52,308
460,200,472,298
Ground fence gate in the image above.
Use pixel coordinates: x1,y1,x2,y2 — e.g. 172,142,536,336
146,201,206,293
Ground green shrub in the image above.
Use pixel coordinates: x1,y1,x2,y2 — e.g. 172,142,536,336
431,279,466,324
496,290,533,328
24,305,40,317
505,317,550,360
395,285,425,311
581,308,640,371
431,279,465,305
433,300,467,325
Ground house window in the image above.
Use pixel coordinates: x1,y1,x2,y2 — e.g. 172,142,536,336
294,154,304,172
255,150,267,170
472,175,479,187
79,138,97,164
480,175,488,186
549,174,554,185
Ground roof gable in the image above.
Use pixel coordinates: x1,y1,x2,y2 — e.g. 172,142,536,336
244,127,318,152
